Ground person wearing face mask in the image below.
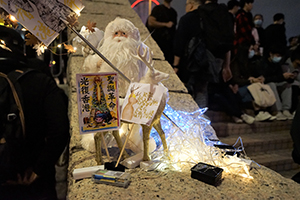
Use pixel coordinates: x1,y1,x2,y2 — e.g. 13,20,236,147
230,44,275,122
264,13,287,58
259,45,295,120
253,14,265,48
248,43,263,60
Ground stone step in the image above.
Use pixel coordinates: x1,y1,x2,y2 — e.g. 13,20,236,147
211,120,292,137
249,149,300,172
206,110,232,123
206,109,259,123
206,110,299,177
218,131,293,154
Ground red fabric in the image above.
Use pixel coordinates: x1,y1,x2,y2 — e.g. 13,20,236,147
234,12,254,54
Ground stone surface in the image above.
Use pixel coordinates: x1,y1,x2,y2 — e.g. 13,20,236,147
68,167,300,200
66,0,300,199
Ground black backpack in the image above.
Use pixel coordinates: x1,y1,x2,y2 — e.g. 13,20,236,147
198,3,234,56
185,31,208,73
0,69,32,183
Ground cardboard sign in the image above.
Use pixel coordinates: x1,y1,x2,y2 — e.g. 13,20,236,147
1,0,84,46
76,73,120,134
121,83,166,126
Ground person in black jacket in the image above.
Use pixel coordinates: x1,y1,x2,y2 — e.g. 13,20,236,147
173,0,202,97
146,0,177,65
0,26,69,200
264,13,287,57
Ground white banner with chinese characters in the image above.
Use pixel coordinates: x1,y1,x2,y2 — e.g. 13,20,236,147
121,83,166,126
1,0,84,46
76,73,120,134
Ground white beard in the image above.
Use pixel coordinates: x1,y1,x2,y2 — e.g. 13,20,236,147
98,36,147,97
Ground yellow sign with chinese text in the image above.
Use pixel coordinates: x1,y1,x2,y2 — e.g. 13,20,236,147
1,0,84,46
76,73,120,134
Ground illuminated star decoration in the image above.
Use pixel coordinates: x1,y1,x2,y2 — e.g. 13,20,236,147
148,104,256,179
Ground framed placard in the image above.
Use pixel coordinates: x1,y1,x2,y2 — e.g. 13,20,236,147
121,82,166,126
76,73,120,134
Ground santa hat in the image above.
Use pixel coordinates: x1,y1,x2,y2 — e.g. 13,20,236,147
104,17,140,41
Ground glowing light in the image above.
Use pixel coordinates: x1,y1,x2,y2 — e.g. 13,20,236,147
57,44,62,48
9,15,17,22
119,124,127,137
73,47,77,51
21,28,27,31
146,104,256,179
52,60,56,65
75,11,81,16
0,40,5,45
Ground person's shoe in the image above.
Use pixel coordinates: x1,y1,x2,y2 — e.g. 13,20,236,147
262,111,276,121
241,114,255,124
232,116,243,123
255,111,271,121
283,110,294,120
268,114,277,121
276,111,288,121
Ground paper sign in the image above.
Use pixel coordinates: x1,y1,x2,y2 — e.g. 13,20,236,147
76,73,120,134
1,0,84,46
121,83,166,126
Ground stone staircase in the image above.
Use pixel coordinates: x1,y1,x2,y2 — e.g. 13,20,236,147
206,110,300,179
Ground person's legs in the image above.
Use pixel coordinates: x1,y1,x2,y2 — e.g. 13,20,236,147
191,72,208,108
276,82,292,111
238,85,253,103
267,82,283,111
194,82,208,108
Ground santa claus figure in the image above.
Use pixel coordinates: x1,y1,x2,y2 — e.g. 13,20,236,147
80,18,156,157
83,17,148,98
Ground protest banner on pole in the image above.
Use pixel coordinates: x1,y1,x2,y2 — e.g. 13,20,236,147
0,0,84,46
76,73,121,134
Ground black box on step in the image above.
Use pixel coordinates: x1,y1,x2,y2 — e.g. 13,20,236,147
191,162,223,186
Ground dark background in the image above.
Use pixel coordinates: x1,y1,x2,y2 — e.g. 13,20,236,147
130,0,300,42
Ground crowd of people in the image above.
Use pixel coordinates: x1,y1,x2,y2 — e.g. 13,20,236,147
146,0,300,124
